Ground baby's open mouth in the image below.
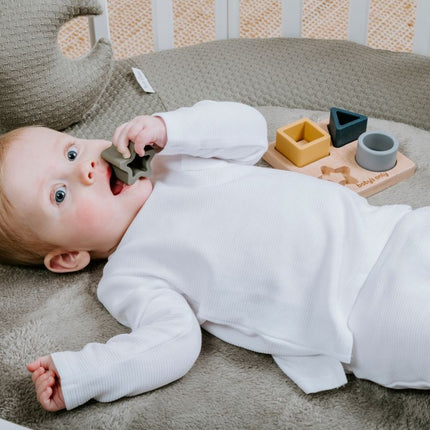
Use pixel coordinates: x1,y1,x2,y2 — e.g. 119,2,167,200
109,166,126,196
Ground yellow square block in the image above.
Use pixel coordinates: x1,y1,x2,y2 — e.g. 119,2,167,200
275,118,330,167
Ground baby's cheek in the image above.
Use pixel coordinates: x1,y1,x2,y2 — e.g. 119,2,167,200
74,202,105,232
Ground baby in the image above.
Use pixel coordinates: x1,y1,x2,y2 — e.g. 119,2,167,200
1,101,430,411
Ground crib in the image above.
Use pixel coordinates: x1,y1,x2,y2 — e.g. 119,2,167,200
1,1,430,429
85,0,430,55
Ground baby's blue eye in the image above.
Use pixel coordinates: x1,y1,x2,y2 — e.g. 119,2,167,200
54,186,67,204
67,147,78,161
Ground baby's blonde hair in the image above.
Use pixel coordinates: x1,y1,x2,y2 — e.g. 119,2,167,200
0,127,54,265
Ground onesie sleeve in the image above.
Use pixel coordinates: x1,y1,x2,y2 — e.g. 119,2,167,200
51,275,202,410
155,100,268,165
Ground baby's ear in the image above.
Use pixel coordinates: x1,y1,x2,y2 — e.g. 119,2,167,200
44,250,90,273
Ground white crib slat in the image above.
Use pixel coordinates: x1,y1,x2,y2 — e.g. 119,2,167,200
151,0,174,51
228,0,240,39
281,0,303,38
413,0,430,56
347,0,370,45
215,0,228,39
88,0,111,46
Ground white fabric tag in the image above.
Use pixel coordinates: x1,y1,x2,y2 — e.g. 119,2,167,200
132,67,155,93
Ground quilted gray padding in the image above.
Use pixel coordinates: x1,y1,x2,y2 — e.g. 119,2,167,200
132,38,430,131
64,60,166,138
63,38,430,140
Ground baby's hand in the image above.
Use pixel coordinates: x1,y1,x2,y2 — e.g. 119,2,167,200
112,115,167,158
27,356,65,412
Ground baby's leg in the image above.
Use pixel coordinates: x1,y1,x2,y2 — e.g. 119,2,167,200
346,207,430,389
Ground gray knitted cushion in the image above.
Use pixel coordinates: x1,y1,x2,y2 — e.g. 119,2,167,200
0,0,113,133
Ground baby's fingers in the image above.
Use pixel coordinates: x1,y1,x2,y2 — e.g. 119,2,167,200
39,385,53,409
30,366,45,384
126,120,153,156
27,359,42,372
112,123,132,158
133,129,154,156
35,372,53,397
132,117,165,155
27,355,54,372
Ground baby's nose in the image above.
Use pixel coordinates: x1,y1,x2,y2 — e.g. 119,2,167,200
80,160,96,184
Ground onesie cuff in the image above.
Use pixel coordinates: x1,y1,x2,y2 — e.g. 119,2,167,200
51,351,92,410
273,354,347,394
52,350,110,410
153,109,194,156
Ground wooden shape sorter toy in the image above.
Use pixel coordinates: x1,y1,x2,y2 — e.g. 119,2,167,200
263,120,416,198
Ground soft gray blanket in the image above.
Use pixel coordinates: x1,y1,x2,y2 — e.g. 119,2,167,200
2,38,430,429
2,108,430,429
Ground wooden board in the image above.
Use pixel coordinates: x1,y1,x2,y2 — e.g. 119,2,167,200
263,123,416,198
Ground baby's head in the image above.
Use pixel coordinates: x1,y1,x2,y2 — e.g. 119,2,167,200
0,128,53,266
0,126,153,272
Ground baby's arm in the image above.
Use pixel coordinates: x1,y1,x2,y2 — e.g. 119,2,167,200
45,277,201,410
27,356,65,411
112,100,268,166
155,100,268,165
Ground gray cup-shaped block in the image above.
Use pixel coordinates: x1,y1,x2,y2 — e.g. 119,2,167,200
355,131,399,172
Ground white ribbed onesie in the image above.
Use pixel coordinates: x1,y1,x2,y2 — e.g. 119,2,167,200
52,101,427,410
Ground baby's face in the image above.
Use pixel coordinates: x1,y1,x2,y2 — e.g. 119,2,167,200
2,127,152,258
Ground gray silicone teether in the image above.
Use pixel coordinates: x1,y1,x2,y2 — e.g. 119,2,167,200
101,142,156,184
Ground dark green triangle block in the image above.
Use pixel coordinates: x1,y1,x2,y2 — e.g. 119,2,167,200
328,107,368,148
